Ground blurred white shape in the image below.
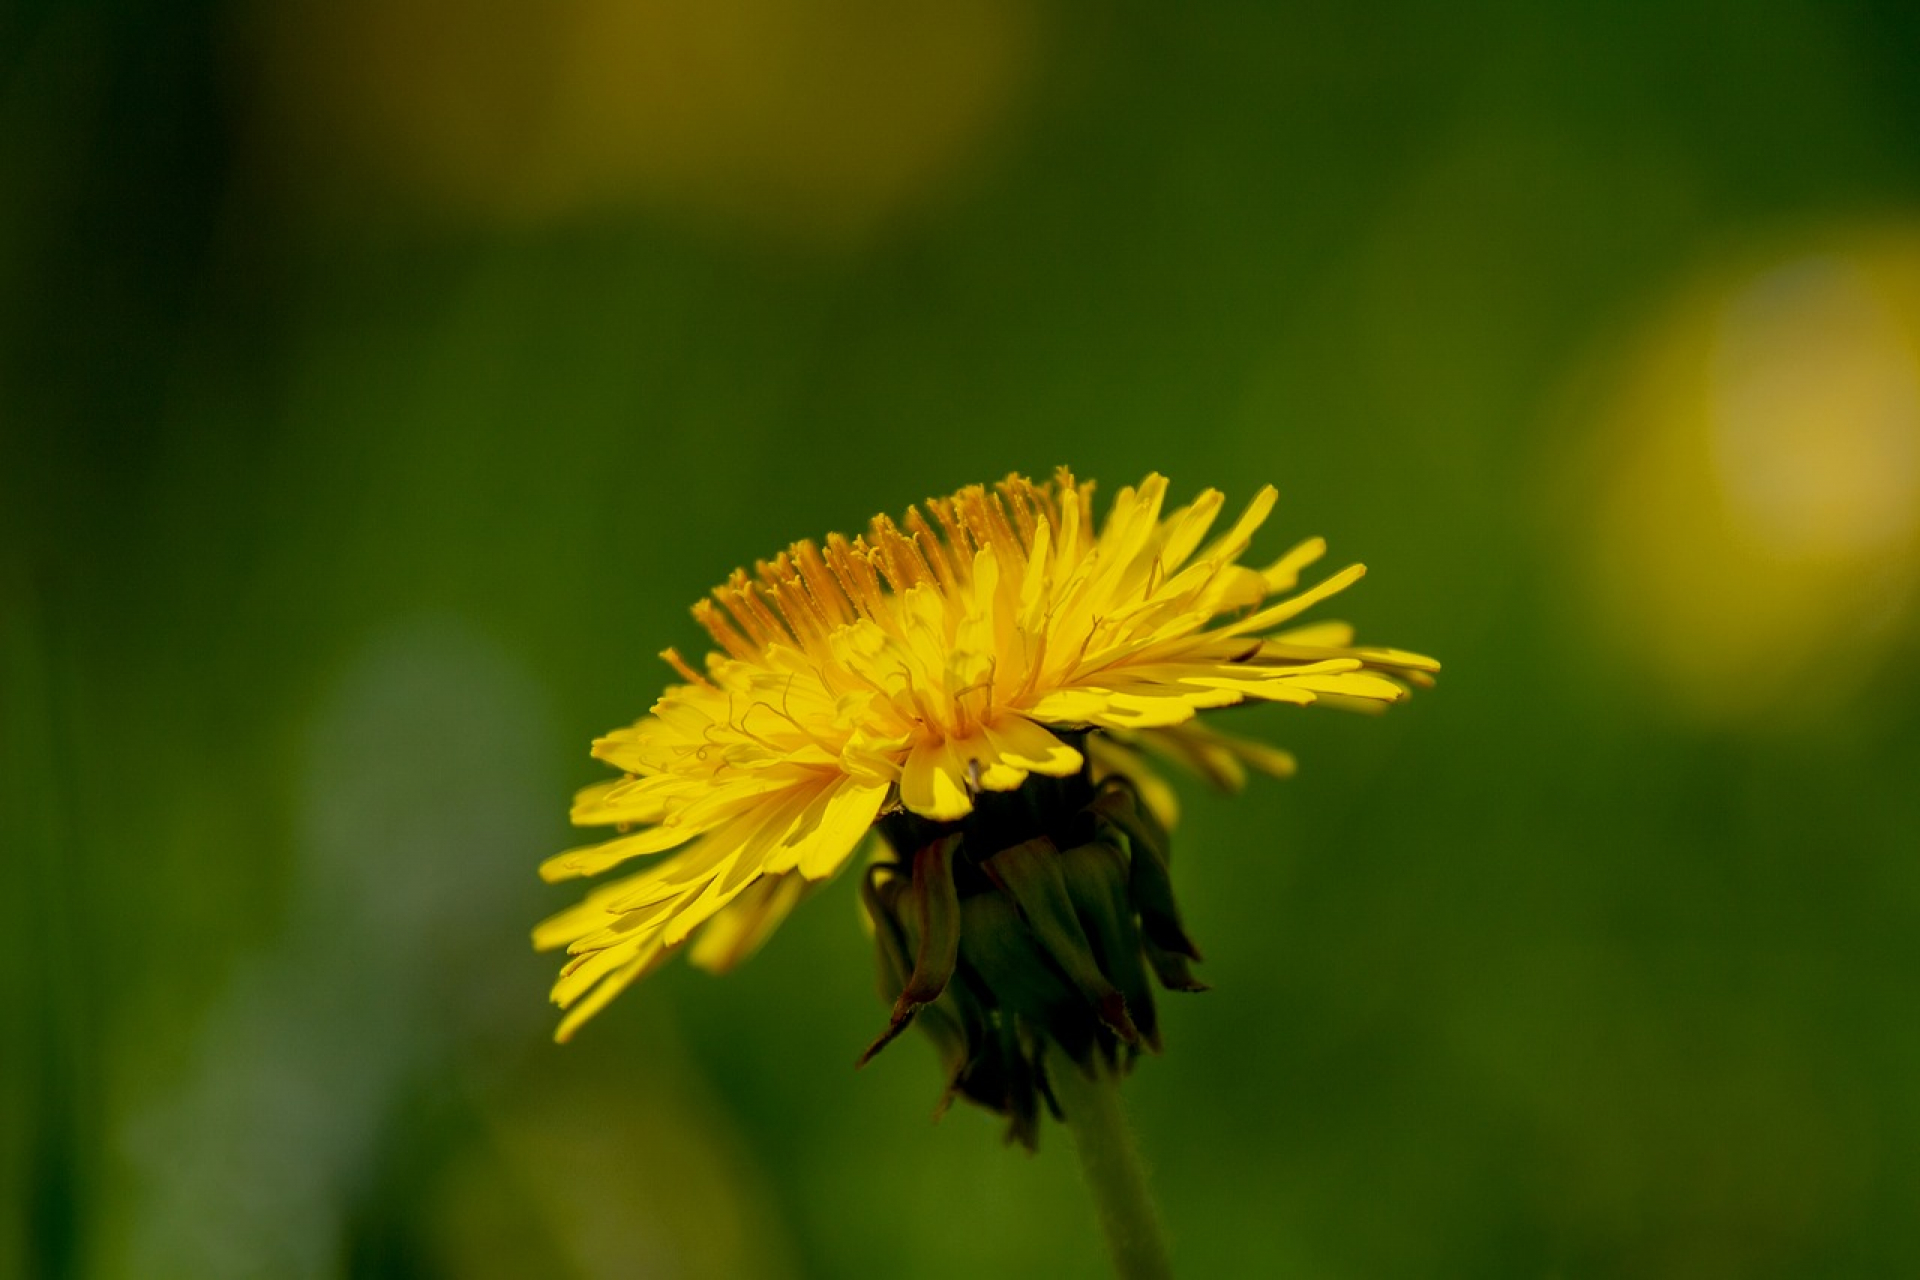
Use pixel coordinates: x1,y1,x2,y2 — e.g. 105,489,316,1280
113,619,558,1279
1711,256,1920,561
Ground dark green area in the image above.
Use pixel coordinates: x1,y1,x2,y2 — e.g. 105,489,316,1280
6,2,1920,1277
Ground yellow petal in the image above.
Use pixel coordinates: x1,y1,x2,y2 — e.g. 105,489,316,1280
794,779,887,878
942,730,1027,792
569,772,698,825
1141,721,1298,787
758,776,889,879
1138,725,1246,791
539,822,701,883
1261,536,1327,593
607,784,819,915
1195,484,1277,566
1152,489,1225,574
554,943,667,1042
1221,734,1296,778
1272,671,1406,701
552,934,652,1007
1266,619,1353,647
982,716,1084,775
900,736,972,820
688,874,808,973
1227,563,1368,636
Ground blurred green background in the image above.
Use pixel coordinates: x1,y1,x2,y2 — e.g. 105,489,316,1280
6,2,1920,1277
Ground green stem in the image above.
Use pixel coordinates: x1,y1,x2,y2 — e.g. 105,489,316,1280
1054,1059,1174,1280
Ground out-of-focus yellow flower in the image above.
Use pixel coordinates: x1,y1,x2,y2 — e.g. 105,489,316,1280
246,0,1037,239
535,472,1436,1045
1579,233,1920,723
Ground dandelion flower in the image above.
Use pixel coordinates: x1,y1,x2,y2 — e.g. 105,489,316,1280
535,470,1435,1138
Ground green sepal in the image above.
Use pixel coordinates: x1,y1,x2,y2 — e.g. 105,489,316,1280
1057,838,1162,1052
861,861,915,1007
858,834,963,1066
1141,937,1207,993
1091,781,1203,964
981,837,1141,1047
954,888,1081,1029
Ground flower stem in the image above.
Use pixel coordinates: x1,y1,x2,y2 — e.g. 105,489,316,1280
1055,1060,1174,1280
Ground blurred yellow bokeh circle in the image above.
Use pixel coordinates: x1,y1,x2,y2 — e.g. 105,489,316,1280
242,0,1039,239
1581,227,1920,724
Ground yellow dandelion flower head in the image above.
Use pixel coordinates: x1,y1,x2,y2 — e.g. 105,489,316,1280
535,470,1437,1040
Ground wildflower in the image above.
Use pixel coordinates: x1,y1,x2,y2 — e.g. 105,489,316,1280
535,471,1435,1138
